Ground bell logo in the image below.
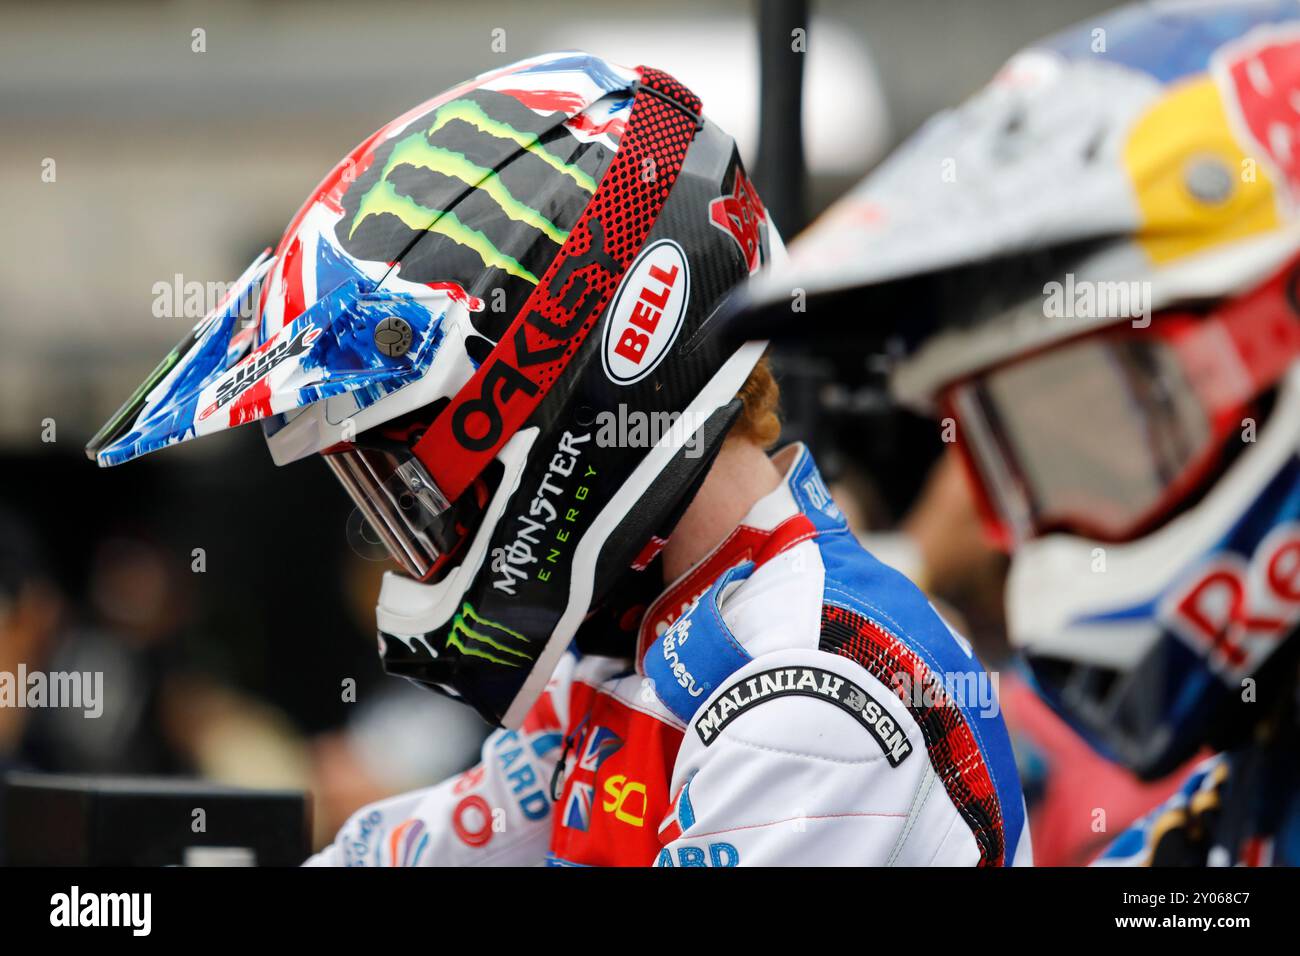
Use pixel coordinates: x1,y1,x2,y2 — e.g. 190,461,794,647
601,239,690,386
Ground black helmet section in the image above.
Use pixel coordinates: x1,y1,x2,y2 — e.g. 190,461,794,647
726,234,1123,390
336,86,621,347
380,117,770,726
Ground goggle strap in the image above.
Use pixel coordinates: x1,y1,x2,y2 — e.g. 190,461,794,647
411,67,703,503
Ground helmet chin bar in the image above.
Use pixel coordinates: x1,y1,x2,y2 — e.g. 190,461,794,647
373,339,768,729
498,340,768,728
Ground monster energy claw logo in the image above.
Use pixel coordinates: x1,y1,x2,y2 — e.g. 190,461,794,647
446,602,532,667
338,90,609,301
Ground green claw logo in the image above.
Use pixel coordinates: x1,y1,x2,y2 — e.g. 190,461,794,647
338,89,608,312
447,602,532,667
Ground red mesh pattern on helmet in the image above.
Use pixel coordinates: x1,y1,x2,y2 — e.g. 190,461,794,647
820,603,1007,867
637,67,702,115
414,68,702,500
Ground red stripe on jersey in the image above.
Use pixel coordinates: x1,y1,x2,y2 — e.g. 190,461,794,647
821,603,1007,866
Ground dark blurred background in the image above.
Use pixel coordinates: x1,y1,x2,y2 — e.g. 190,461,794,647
0,0,1115,850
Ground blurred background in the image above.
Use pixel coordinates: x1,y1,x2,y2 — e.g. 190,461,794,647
0,0,1118,853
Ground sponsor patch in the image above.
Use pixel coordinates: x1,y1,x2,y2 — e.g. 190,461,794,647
694,665,913,767
490,429,593,595
1162,520,1300,677
199,322,320,421
656,842,739,867
452,795,494,848
707,166,766,275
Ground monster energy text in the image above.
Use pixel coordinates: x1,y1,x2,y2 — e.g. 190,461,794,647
491,430,594,594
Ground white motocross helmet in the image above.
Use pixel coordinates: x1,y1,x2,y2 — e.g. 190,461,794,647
742,0,1300,777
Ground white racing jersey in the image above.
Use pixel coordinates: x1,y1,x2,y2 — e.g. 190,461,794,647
307,444,1030,866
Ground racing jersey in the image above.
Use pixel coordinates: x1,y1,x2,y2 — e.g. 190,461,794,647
307,444,1030,867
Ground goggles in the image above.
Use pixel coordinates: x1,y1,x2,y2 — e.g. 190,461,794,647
942,264,1300,547
322,420,499,581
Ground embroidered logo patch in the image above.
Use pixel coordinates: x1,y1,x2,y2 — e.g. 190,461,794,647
694,665,913,766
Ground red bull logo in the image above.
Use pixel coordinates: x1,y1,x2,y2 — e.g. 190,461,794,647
1219,27,1300,196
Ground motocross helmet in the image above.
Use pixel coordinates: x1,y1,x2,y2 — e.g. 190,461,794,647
741,1,1300,778
87,52,776,727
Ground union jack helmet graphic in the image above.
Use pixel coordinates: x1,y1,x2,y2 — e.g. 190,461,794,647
87,52,777,726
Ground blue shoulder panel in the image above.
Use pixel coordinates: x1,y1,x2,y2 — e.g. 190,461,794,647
644,563,756,724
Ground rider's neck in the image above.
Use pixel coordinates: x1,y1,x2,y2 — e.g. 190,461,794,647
660,436,783,585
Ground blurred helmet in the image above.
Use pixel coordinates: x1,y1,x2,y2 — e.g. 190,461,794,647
745,1,1300,777
88,52,776,726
